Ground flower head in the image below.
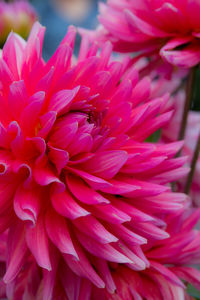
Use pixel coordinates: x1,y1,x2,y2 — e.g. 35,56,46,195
85,0,200,68
0,0,37,46
0,22,190,299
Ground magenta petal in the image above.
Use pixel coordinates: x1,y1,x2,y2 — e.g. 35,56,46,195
26,216,52,271
35,67,55,93
33,159,61,186
66,174,110,205
3,223,28,283
76,231,132,263
150,261,185,288
122,178,169,197
45,209,78,259
68,167,112,190
160,37,200,68
95,258,116,293
14,185,40,226
114,199,155,222
79,279,92,300
63,240,105,288
3,32,25,79
48,87,79,114
24,21,45,70
73,215,118,244
51,189,90,220
38,111,57,139
20,91,45,135
91,203,131,224
49,118,78,149
43,248,59,300
101,178,140,194
131,77,151,107
171,267,200,290
125,9,169,37
131,222,169,241
48,145,69,174
110,223,147,246
60,263,81,300
82,150,128,179
8,80,28,119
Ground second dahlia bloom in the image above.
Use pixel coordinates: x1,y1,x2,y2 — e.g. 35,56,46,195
86,0,200,68
0,0,37,46
0,22,189,299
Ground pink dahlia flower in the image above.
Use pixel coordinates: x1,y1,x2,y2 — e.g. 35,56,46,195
162,91,200,206
0,0,37,46
0,22,190,299
85,0,200,68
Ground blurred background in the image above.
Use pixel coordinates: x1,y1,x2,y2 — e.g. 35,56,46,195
29,0,105,60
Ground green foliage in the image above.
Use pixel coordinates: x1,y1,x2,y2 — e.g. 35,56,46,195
146,129,161,143
191,68,200,112
187,284,200,299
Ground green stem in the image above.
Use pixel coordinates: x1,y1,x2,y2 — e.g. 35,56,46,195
178,67,196,141
184,133,200,194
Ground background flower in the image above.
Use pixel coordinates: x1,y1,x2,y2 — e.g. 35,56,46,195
84,0,200,68
0,0,37,46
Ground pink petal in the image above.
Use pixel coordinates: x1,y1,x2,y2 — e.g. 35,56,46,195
4,222,28,283
48,145,69,174
95,258,116,293
66,174,110,204
63,240,105,288
3,32,25,79
125,9,169,37
91,203,131,224
48,88,79,114
73,215,118,244
160,37,200,68
150,261,185,288
26,216,52,271
8,80,28,119
81,150,128,179
76,230,132,263
51,188,90,220
20,91,45,135
14,185,41,226
171,266,200,290
45,209,78,259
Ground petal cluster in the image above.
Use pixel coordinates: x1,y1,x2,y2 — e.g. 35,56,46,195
0,0,37,46
96,208,200,300
1,206,200,299
0,22,192,299
86,0,200,68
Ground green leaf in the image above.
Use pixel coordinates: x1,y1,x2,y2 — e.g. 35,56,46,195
187,284,200,299
145,129,161,143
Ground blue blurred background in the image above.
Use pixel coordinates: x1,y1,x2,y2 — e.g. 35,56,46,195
30,0,104,60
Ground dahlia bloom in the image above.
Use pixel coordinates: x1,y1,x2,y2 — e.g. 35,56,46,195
162,91,200,206
0,0,37,46
0,22,190,299
85,0,200,68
